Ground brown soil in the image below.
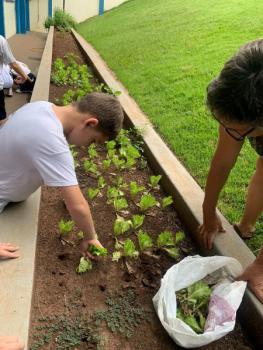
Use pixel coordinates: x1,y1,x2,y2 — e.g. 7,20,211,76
28,31,253,350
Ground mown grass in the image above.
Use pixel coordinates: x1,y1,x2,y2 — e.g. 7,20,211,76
77,0,263,253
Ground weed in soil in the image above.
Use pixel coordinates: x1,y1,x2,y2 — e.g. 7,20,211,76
93,289,149,339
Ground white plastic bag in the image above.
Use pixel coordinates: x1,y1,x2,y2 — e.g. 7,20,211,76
153,255,247,348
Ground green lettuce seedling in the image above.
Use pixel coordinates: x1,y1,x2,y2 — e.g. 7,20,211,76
164,247,180,259
138,230,153,251
83,159,100,176
175,231,185,244
106,140,116,150
149,175,162,189
131,214,145,229
162,196,174,208
113,198,128,212
114,217,132,236
59,219,74,235
89,245,108,257
123,239,139,258
130,181,145,198
112,251,122,262
88,143,98,159
139,193,158,211
102,159,111,169
76,257,92,273
87,187,99,200
157,231,174,247
98,176,106,189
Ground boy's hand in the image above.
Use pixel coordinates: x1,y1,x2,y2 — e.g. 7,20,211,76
198,213,225,249
0,243,20,259
80,238,104,260
0,336,24,350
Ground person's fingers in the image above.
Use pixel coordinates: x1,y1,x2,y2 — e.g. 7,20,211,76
0,243,19,250
0,250,20,259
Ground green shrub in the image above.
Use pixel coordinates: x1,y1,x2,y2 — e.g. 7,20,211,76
44,8,77,31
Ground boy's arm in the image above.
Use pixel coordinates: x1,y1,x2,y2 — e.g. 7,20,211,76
61,185,103,257
199,125,244,248
9,61,32,82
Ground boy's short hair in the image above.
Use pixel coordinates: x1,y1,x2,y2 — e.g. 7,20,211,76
207,39,263,125
74,92,124,138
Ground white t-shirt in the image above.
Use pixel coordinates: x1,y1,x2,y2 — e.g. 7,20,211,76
0,35,15,90
0,101,78,212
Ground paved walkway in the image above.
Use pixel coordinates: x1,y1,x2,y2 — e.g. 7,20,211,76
6,31,47,114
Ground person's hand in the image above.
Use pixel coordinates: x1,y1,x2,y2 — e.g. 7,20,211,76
0,243,20,259
198,213,225,249
236,261,263,303
0,336,24,350
14,77,24,85
79,238,104,259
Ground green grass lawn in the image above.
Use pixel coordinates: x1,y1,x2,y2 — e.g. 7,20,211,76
77,0,263,253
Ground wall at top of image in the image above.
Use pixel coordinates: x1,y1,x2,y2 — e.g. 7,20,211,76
29,0,48,32
4,0,16,38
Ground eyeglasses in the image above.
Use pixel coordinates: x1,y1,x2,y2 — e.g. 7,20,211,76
215,118,255,141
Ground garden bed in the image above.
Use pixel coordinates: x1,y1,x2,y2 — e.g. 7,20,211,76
28,30,252,350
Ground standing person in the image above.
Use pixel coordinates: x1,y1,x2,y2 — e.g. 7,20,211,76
0,35,31,120
198,39,263,302
0,244,24,350
0,92,123,256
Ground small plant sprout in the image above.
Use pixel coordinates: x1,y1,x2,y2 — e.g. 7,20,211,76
83,159,100,177
115,176,127,189
123,239,139,258
107,186,124,203
106,140,116,151
102,159,111,169
112,155,126,170
114,216,132,236
58,219,74,235
157,231,174,248
164,247,180,259
113,197,128,212
89,245,108,257
162,196,174,208
77,231,84,240
112,251,122,262
87,187,99,200
139,193,159,211
131,214,145,229
107,149,116,159
149,175,162,189
98,176,106,189
175,231,185,244
76,257,92,273
88,143,98,159
130,181,145,198
138,230,153,251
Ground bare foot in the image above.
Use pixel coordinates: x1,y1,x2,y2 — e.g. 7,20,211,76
0,243,20,259
237,261,263,303
0,336,24,350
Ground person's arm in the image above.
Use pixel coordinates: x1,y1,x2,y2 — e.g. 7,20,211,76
0,336,24,350
61,185,103,257
199,125,244,249
0,243,19,259
9,61,31,83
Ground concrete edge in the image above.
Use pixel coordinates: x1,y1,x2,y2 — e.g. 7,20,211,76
0,27,53,349
71,28,263,347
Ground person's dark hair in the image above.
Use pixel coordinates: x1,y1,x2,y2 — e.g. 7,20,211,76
207,39,263,125
74,92,124,138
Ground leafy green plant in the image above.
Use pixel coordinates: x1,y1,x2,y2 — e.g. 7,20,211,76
58,219,74,235
76,257,92,273
83,159,100,176
87,187,99,200
114,197,128,211
131,214,145,229
164,247,180,259
162,195,174,208
98,176,106,189
112,251,122,262
88,143,98,159
114,216,132,235
130,181,145,198
102,159,111,169
157,231,174,247
77,231,84,240
138,230,153,251
175,231,185,244
107,186,123,202
44,8,77,31
89,245,108,257
149,175,162,188
176,280,212,334
112,155,126,169
106,140,116,150
139,193,158,211
123,239,139,258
